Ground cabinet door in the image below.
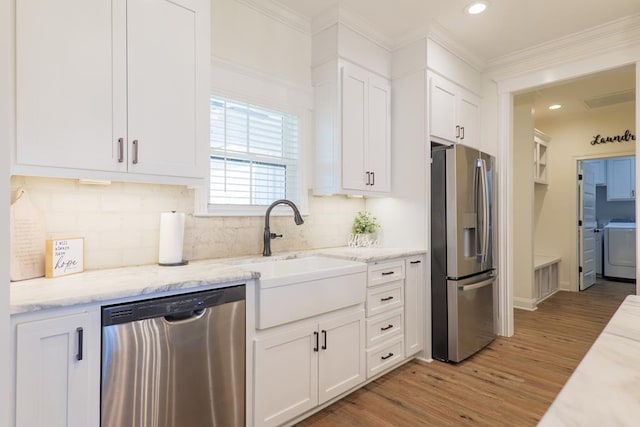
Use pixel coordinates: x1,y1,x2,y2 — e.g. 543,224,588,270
127,0,205,178
404,257,425,357
606,157,635,201
16,0,127,172
458,89,481,150
341,64,369,191
254,324,318,427
593,160,607,185
429,74,458,143
15,312,91,427
318,310,366,404
367,75,391,192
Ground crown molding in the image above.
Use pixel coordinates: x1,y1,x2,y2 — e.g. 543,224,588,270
425,23,487,72
486,13,640,80
235,0,311,35
310,4,393,52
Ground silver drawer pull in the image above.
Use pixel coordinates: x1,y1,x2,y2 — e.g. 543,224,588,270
381,352,394,360
380,324,394,331
380,296,394,302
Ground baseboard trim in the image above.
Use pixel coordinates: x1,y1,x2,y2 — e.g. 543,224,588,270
514,297,538,311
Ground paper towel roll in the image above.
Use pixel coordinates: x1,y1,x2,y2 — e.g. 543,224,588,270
158,212,185,265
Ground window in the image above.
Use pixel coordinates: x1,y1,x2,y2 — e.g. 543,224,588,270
209,97,301,209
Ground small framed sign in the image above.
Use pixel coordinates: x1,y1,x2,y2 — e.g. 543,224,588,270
45,238,84,278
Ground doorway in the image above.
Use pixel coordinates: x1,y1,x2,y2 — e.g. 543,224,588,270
510,65,637,319
578,156,637,290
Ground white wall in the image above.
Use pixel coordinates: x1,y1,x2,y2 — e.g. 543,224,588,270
512,100,535,309
1,0,11,421
367,69,427,248
535,103,635,290
211,0,311,87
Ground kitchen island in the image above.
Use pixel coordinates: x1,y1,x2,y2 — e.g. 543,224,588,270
540,295,640,425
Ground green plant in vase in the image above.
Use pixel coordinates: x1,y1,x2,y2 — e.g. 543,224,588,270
350,211,380,247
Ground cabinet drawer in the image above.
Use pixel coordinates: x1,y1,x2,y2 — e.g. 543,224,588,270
366,309,403,348
366,281,403,317
366,337,404,378
368,261,405,287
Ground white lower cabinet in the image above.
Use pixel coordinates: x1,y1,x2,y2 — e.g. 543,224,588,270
14,308,100,427
404,256,425,356
254,309,365,427
365,260,407,378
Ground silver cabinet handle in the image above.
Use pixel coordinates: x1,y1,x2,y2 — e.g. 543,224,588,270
371,171,375,186
456,125,460,138
132,139,139,164
117,138,124,163
461,126,465,140
365,171,371,186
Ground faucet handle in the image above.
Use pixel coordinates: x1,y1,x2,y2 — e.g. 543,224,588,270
270,233,283,239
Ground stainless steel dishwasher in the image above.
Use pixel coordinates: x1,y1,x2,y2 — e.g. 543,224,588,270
101,285,245,427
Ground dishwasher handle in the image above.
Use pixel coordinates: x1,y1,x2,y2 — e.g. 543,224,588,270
102,285,245,326
164,308,207,323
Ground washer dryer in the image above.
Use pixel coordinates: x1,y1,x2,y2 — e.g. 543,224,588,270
604,222,636,280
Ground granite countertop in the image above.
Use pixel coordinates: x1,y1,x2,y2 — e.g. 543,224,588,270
10,246,426,315
539,295,640,426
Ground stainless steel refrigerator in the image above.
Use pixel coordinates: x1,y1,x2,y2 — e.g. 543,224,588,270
431,143,497,363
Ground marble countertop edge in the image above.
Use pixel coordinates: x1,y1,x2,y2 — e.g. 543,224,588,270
10,246,426,315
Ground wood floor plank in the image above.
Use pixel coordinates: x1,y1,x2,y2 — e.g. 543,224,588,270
297,280,635,426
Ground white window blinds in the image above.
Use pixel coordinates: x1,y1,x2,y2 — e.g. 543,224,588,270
209,97,300,206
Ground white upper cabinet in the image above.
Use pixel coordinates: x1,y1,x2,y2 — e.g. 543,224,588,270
15,0,209,184
586,159,607,186
428,72,481,150
313,60,391,196
606,156,636,201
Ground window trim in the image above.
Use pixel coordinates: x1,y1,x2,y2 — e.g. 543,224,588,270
197,90,309,217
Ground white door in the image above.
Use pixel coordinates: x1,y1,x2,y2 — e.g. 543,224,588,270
366,74,391,192
341,63,368,191
606,157,635,201
317,310,366,404
16,0,127,172
458,89,481,150
127,0,204,178
15,312,91,427
428,73,458,143
404,256,425,357
580,162,597,290
254,324,318,427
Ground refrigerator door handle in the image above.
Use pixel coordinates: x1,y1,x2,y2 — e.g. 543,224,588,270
480,158,490,264
458,277,495,292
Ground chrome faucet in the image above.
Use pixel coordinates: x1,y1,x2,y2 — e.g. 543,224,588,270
263,199,304,256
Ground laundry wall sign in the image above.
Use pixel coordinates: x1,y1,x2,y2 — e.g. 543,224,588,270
590,130,636,145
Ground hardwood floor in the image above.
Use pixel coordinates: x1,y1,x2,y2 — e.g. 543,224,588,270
297,280,635,426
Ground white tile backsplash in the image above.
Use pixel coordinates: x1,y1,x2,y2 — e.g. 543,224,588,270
11,176,365,270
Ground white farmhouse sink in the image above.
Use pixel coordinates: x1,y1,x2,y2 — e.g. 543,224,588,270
235,255,367,329
235,255,366,288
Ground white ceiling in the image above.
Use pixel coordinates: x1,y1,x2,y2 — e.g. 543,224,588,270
518,64,636,121
275,0,640,63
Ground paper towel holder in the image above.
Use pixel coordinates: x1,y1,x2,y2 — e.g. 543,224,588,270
158,211,188,267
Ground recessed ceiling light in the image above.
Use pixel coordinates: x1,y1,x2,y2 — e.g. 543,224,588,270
549,104,562,110
466,1,488,15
